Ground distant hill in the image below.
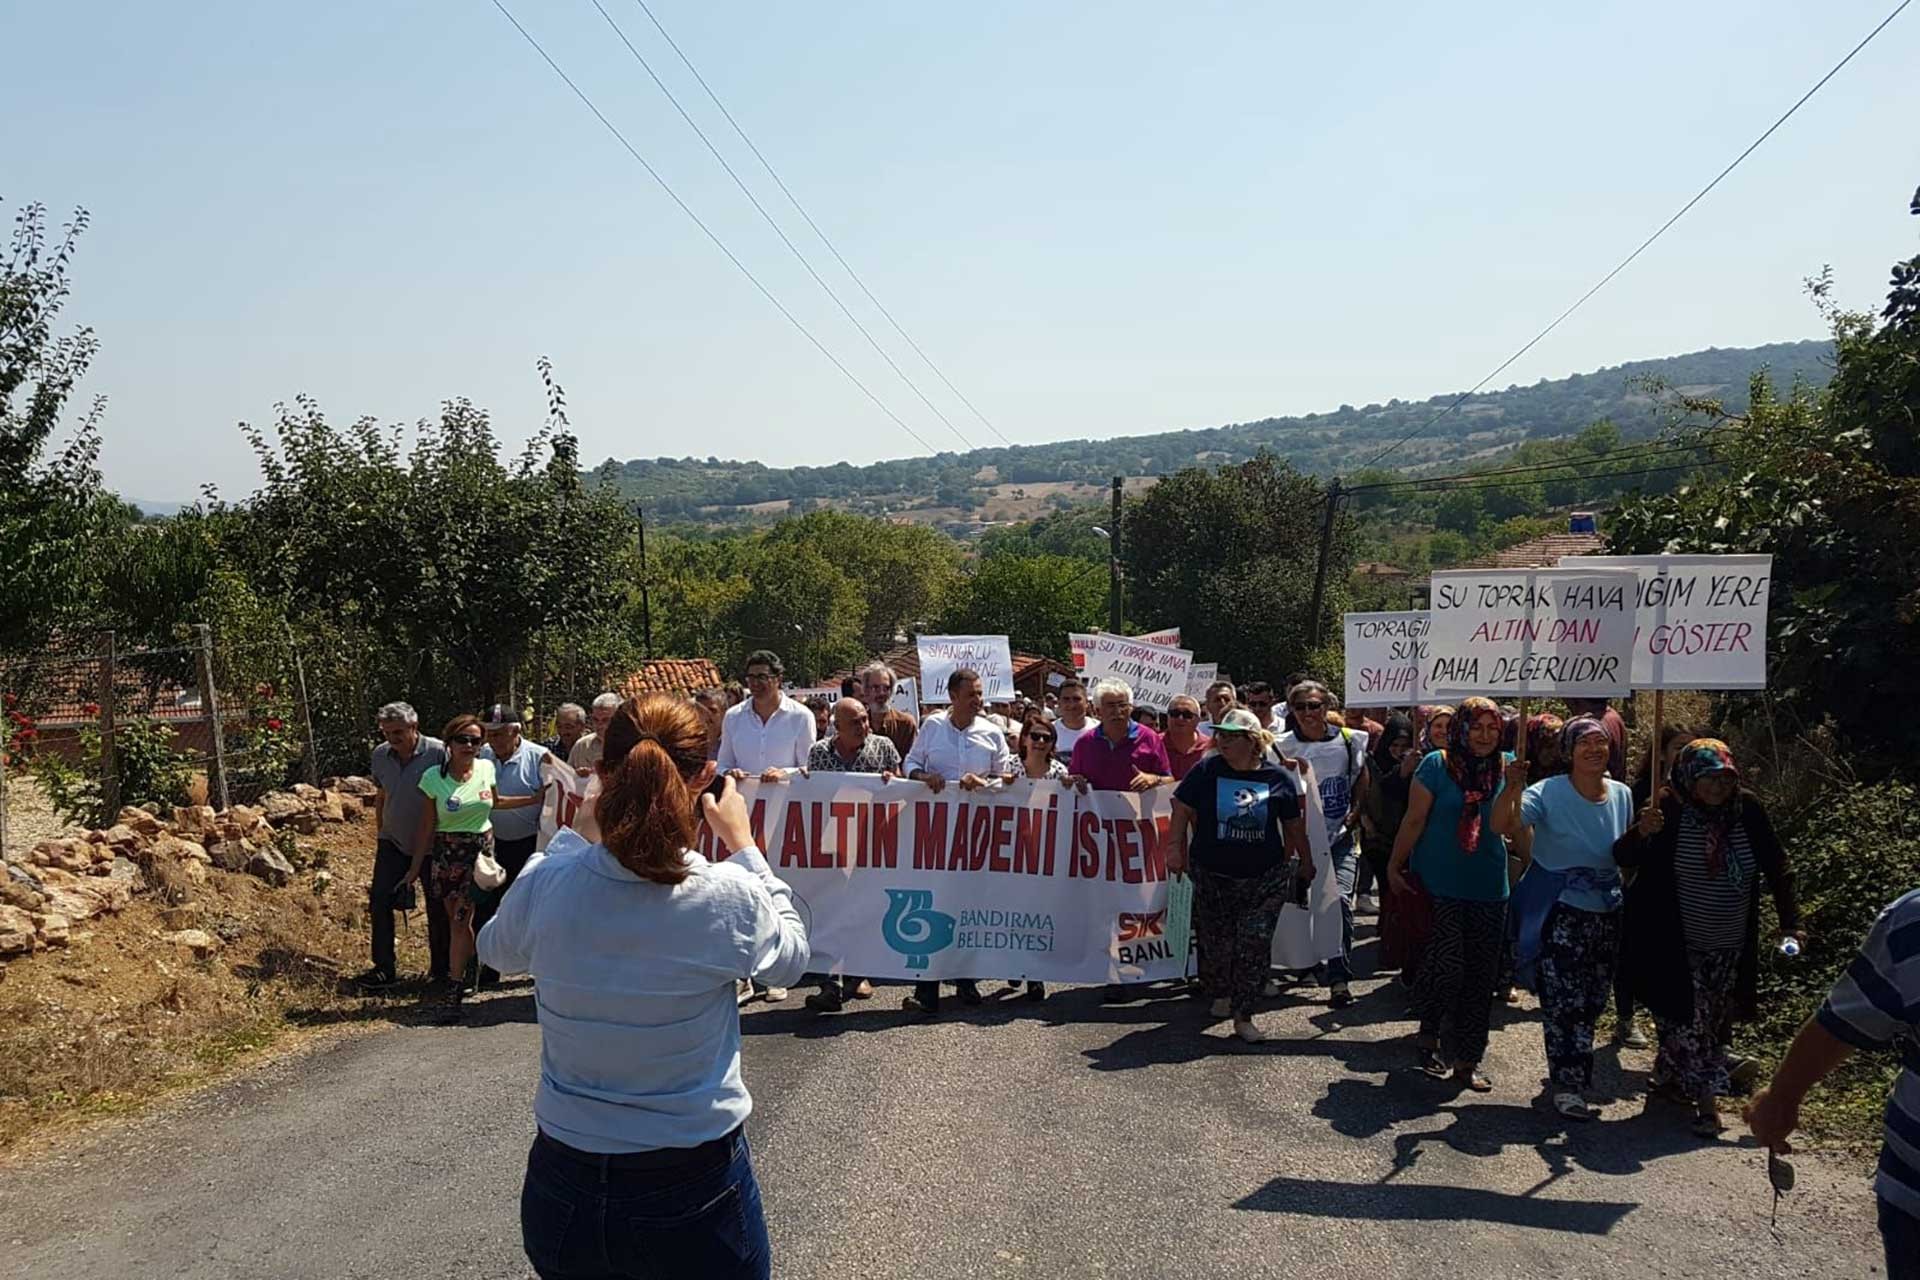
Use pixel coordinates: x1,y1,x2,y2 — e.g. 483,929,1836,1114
598,339,1831,526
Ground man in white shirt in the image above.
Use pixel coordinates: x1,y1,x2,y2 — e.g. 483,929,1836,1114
1051,678,1095,762
715,649,815,1003
900,668,1012,1016
717,650,816,782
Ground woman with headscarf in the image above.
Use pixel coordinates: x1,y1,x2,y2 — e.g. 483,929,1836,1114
1416,706,1453,755
1491,716,1633,1121
1524,713,1567,786
1610,723,1697,1047
1613,739,1803,1137
1387,698,1514,1091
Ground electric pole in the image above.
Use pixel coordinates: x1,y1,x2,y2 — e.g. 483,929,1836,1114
636,503,654,659
1108,475,1124,634
1307,477,1342,650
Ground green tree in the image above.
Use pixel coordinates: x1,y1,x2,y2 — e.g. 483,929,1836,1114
1122,452,1349,682
0,203,119,654
726,542,865,681
1609,188,1920,765
939,554,1107,659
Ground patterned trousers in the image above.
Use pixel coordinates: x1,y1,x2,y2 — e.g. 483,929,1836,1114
1537,903,1624,1091
1410,896,1507,1066
1191,864,1290,1018
1654,946,1742,1100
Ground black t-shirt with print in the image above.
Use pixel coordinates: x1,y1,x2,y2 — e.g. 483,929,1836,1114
1173,754,1303,879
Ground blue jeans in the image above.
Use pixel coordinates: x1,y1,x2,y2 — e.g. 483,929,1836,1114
1883,1197,1920,1280
520,1129,771,1280
1323,831,1359,985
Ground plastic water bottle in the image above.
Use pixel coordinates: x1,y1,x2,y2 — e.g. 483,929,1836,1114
1779,936,1801,958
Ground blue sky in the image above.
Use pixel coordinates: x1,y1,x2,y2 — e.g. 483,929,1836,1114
8,0,1917,502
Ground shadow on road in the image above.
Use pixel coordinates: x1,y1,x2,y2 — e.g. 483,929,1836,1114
1233,1174,1636,1234
283,983,539,1031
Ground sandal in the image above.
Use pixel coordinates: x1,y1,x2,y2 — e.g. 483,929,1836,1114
1691,1103,1725,1138
1417,1044,1449,1078
1453,1066,1492,1093
1554,1091,1600,1121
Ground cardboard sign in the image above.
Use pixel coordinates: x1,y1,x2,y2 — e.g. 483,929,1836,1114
889,677,921,721
1559,554,1771,690
916,634,1015,703
1424,568,1638,699
1069,632,1194,711
1343,611,1428,704
1186,662,1219,699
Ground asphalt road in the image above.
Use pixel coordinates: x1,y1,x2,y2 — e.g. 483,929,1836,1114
0,941,1888,1279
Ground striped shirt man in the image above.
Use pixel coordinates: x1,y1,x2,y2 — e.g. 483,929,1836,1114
1817,889,1920,1221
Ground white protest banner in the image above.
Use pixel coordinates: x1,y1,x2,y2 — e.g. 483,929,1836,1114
1132,626,1182,648
690,775,1182,984
916,634,1015,703
1343,611,1428,705
1559,554,1771,690
1270,761,1344,970
889,677,920,721
788,685,839,703
1186,662,1219,698
1424,567,1638,699
1069,632,1194,711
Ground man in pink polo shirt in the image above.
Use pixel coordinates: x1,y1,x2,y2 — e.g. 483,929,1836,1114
1069,677,1173,792
1070,677,1173,1005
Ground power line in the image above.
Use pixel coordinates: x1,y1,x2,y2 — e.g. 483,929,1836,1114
486,0,943,456
1350,434,1729,493
1355,0,1913,473
629,0,1017,447
587,0,979,453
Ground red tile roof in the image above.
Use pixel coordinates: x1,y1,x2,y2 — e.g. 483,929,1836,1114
619,658,724,700
1455,532,1607,571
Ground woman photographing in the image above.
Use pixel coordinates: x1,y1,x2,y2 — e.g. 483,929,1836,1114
478,694,809,1279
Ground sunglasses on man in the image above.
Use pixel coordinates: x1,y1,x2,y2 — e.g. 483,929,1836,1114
1167,709,1198,720
1291,700,1326,712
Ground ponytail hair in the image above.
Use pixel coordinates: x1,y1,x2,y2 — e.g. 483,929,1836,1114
595,694,710,884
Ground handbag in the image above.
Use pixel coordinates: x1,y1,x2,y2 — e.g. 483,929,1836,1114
472,849,508,891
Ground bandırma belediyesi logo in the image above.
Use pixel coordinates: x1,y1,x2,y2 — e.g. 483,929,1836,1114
882,888,957,970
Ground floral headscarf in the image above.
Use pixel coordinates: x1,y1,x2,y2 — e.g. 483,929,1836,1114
1670,737,1742,878
1445,697,1505,852
1560,715,1611,762
1525,712,1565,782
1418,705,1453,753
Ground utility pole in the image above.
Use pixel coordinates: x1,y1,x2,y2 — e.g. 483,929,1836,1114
1307,478,1342,651
635,503,654,660
1108,475,1124,634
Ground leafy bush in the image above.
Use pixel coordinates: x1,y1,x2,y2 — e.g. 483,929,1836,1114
1735,779,1920,1141
35,718,194,829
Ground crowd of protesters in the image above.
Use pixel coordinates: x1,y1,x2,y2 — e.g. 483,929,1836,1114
348,650,1920,1280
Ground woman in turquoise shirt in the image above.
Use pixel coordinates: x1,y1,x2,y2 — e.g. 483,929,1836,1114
1388,698,1512,1092
1492,716,1633,1121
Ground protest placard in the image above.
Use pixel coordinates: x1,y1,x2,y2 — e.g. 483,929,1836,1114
1186,662,1218,698
1559,554,1771,689
1132,626,1182,648
1069,632,1194,710
684,775,1185,984
1343,611,1428,705
1424,568,1638,699
916,634,1015,703
788,686,840,703
889,677,920,721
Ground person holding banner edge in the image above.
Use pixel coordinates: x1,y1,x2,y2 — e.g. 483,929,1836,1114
1274,679,1370,1010
1164,708,1311,1044
1491,716,1633,1121
1387,698,1514,1092
901,668,1014,1016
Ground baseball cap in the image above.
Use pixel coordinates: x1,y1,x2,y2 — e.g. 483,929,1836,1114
480,704,520,730
1211,708,1265,736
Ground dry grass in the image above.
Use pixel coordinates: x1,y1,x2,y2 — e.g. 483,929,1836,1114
0,816,432,1152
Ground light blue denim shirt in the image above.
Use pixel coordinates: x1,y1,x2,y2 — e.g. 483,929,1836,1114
477,830,810,1153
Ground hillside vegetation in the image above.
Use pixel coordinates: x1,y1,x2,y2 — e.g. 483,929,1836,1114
600,340,1832,523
